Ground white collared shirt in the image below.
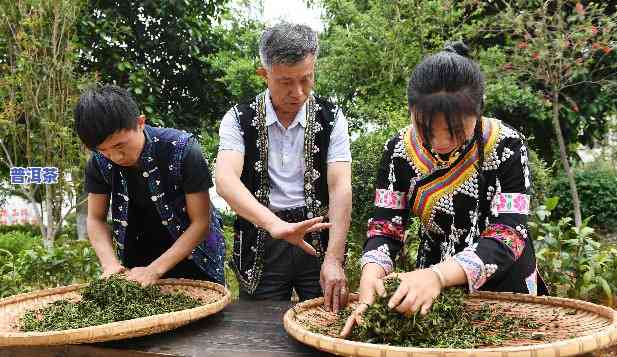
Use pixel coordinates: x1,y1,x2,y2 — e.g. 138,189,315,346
218,90,352,211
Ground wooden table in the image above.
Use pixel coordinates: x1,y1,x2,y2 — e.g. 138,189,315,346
1,298,615,357
0,299,334,357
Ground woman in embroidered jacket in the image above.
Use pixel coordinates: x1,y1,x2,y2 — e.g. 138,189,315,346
342,42,547,336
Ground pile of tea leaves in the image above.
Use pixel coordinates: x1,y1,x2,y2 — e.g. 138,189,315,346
20,276,202,332
306,277,544,348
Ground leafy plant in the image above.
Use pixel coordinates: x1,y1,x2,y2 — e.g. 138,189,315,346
317,0,483,131
0,234,100,298
0,231,39,255
0,0,89,245
531,197,616,305
222,225,239,300
0,223,41,236
206,11,265,106
349,128,398,237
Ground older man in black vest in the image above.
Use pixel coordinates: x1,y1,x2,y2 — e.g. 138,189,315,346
216,22,352,312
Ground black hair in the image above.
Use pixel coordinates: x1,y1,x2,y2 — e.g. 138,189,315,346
407,41,486,167
74,84,140,149
407,41,487,208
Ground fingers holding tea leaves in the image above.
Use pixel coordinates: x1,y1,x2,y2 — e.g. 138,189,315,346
125,266,162,287
387,278,410,310
101,263,126,278
340,302,368,338
420,300,433,315
395,290,419,315
387,269,442,315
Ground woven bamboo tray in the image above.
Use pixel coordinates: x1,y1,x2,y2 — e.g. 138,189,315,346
284,292,617,357
0,278,231,346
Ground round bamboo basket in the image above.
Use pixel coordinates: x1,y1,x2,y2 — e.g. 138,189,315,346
0,278,231,346
284,292,617,357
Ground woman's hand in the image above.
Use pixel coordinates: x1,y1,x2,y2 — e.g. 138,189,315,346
387,268,442,316
340,263,386,337
340,302,370,337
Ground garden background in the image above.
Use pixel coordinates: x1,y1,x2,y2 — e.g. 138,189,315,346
1,0,617,307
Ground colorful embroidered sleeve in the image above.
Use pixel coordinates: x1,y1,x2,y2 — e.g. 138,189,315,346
454,137,533,292
361,135,412,274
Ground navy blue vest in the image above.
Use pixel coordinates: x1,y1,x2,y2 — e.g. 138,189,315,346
230,93,336,294
93,125,225,284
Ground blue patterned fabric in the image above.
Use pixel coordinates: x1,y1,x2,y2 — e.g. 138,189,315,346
93,125,225,284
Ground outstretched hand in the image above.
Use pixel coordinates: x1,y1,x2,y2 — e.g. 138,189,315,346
267,216,331,256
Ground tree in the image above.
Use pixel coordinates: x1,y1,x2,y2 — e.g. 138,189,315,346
316,0,617,162
206,12,265,106
192,4,266,166
76,0,231,134
0,0,88,246
495,0,617,227
317,0,484,131
469,1,617,163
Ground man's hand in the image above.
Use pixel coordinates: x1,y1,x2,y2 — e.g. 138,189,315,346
266,216,331,256
320,255,348,313
125,266,163,287
101,262,127,278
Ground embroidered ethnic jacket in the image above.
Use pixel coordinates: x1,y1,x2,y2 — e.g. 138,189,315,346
93,125,226,284
231,91,337,294
362,118,547,295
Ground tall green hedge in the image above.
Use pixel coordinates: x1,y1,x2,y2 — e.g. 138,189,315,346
548,163,617,232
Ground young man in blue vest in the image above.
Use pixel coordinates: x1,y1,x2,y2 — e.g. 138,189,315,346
75,85,225,286
216,23,352,312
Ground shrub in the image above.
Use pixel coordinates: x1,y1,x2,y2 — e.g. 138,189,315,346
222,225,239,300
0,234,100,298
530,197,617,306
0,231,39,255
57,213,79,241
548,162,617,232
